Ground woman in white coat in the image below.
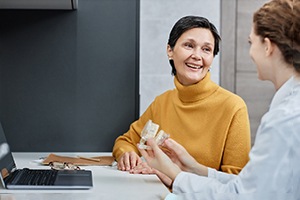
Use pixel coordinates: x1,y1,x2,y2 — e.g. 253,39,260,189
139,0,300,199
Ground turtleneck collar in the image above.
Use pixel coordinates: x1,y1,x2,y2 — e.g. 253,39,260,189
174,72,219,103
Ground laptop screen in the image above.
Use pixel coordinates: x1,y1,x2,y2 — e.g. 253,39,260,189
0,122,16,184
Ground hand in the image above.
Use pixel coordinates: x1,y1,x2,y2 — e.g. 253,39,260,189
138,138,181,180
130,162,155,174
130,162,172,188
162,139,208,176
117,151,142,171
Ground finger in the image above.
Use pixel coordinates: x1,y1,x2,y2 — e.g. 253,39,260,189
129,153,139,168
164,150,172,158
129,163,143,174
123,153,131,171
135,155,142,166
117,160,123,170
147,138,162,153
140,162,154,174
117,156,126,171
131,163,154,174
138,146,149,160
161,147,171,155
141,167,154,174
165,138,184,152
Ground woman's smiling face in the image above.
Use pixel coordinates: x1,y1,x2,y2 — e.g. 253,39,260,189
167,28,215,86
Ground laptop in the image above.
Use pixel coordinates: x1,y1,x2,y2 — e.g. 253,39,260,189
0,122,93,190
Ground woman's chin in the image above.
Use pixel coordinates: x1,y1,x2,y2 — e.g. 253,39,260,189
177,69,209,85
182,75,205,85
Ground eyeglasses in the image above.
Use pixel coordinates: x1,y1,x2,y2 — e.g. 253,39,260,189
49,162,80,170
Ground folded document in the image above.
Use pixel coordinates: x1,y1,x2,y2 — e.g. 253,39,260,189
42,153,115,166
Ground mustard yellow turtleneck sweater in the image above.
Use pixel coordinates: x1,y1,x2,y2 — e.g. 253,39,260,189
113,73,251,174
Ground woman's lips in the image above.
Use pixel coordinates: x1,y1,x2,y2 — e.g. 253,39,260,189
186,63,203,69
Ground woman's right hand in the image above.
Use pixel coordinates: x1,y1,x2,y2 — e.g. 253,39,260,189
117,151,142,171
163,139,208,176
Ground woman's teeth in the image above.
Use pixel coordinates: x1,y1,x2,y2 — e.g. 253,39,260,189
187,64,202,69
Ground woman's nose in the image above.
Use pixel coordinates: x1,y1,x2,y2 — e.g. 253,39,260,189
191,49,202,60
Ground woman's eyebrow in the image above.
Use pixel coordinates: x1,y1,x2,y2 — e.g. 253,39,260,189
184,38,213,46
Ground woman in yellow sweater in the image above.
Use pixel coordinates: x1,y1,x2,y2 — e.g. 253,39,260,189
112,16,251,183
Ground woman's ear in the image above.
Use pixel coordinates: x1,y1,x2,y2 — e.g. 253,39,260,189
264,37,274,56
167,45,173,60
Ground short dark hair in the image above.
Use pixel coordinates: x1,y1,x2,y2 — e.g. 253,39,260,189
167,16,221,75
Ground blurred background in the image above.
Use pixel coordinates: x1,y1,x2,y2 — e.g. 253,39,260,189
0,0,272,152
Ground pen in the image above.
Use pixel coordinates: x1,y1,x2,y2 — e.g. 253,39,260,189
78,156,101,162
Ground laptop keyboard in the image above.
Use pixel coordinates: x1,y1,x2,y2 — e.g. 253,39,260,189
5,168,58,186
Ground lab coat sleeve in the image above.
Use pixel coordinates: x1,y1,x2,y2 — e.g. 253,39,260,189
172,110,297,198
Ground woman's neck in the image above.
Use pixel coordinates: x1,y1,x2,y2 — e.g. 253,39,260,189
273,65,296,90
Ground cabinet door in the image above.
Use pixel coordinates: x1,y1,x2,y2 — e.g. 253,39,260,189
0,0,140,152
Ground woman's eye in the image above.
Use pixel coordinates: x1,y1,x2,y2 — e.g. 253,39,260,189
184,43,193,48
203,47,212,52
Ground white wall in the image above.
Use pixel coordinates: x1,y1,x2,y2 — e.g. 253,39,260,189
139,0,221,114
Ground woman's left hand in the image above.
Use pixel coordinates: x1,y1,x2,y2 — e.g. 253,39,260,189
138,138,181,180
129,162,155,174
130,160,173,188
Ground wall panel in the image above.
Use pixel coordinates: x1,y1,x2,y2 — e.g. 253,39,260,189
0,0,140,152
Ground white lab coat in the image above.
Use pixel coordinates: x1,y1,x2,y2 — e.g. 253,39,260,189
169,77,300,200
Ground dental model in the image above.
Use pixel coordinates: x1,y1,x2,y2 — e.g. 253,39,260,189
138,120,170,150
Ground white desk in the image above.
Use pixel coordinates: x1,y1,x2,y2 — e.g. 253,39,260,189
0,152,170,200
